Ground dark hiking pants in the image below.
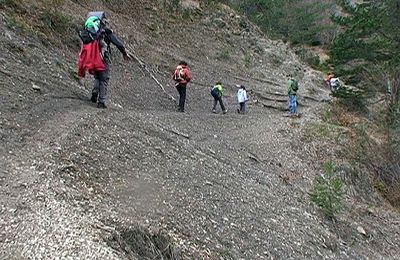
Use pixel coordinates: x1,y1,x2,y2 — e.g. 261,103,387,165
176,84,187,112
212,95,226,111
93,62,111,104
239,102,246,113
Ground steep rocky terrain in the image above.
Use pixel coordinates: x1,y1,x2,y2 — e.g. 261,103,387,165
1,0,399,259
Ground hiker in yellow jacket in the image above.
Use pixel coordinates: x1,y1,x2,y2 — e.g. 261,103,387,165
210,81,227,114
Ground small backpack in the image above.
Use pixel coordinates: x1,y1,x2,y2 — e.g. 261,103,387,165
173,66,185,82
210,87,218,97
292,79,299,91
79,16,102,44
331,78,340,87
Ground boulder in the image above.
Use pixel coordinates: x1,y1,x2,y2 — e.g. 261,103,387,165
180,0,200,10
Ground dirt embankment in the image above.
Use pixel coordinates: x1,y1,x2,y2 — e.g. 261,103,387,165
1,0,399,259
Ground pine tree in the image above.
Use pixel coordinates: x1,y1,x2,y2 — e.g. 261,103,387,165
330,0,400,95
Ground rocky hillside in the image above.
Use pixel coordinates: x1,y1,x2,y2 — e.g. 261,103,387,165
0,0,399,259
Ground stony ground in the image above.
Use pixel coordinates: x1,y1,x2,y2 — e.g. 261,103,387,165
1,1,399,259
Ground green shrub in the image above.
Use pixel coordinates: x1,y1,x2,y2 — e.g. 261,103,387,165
40,10,72,31
303,122,338,142
333,86,368,114
373,181,387,193
388,102,400,130
310,162,345,219
243,53,251,68
5,15,29,33
0,0,21,9
37,9,79,49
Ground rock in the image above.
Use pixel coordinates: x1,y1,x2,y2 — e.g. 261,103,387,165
356,226,367,236
180,0,200,10
32,83,41,91
367,208,375,215
213,18,226,28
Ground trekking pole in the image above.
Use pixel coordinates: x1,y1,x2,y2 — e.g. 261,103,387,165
126,45,176,102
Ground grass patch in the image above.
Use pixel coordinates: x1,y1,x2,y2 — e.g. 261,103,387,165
266,51,283,67
294,47,321,69
37,9,79,49
2,0,79,49
39,10,72,31
216,47,231,61
0,0,19,8
322,102,365,128
243,52,252,68
303,122,339,142
5,15,30,33
218,248,236,259
373,181,387,193
333,86,368,114
339,119,400,206
108,225,180,259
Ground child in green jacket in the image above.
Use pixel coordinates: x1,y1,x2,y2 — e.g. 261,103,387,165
210,81,227,114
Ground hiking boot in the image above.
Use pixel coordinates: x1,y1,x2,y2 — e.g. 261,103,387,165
90,93,98,103
97,102,107,109
291,113,299,117
223,110,228,114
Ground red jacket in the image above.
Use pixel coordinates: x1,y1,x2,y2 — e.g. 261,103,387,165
173,65,192,86
78,40,105,78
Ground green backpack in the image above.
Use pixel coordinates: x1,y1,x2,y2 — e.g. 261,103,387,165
292,79,299,91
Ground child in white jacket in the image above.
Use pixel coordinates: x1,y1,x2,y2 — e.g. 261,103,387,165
236,85,248,114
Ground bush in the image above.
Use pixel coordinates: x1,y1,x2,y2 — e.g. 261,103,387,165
243,53,252,68
310,162,345,219
345,121,400,206
39,10,71,31
333,86,368,114
5,15,30,33
0,0,19,8
369,139,400,207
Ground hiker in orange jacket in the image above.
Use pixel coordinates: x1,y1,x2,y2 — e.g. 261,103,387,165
325,73,334,90
172,61,192,112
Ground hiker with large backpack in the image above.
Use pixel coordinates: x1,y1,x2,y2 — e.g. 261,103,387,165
210,81,227,114
173,61,192,112
78,11,131,109
287,74,299,116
